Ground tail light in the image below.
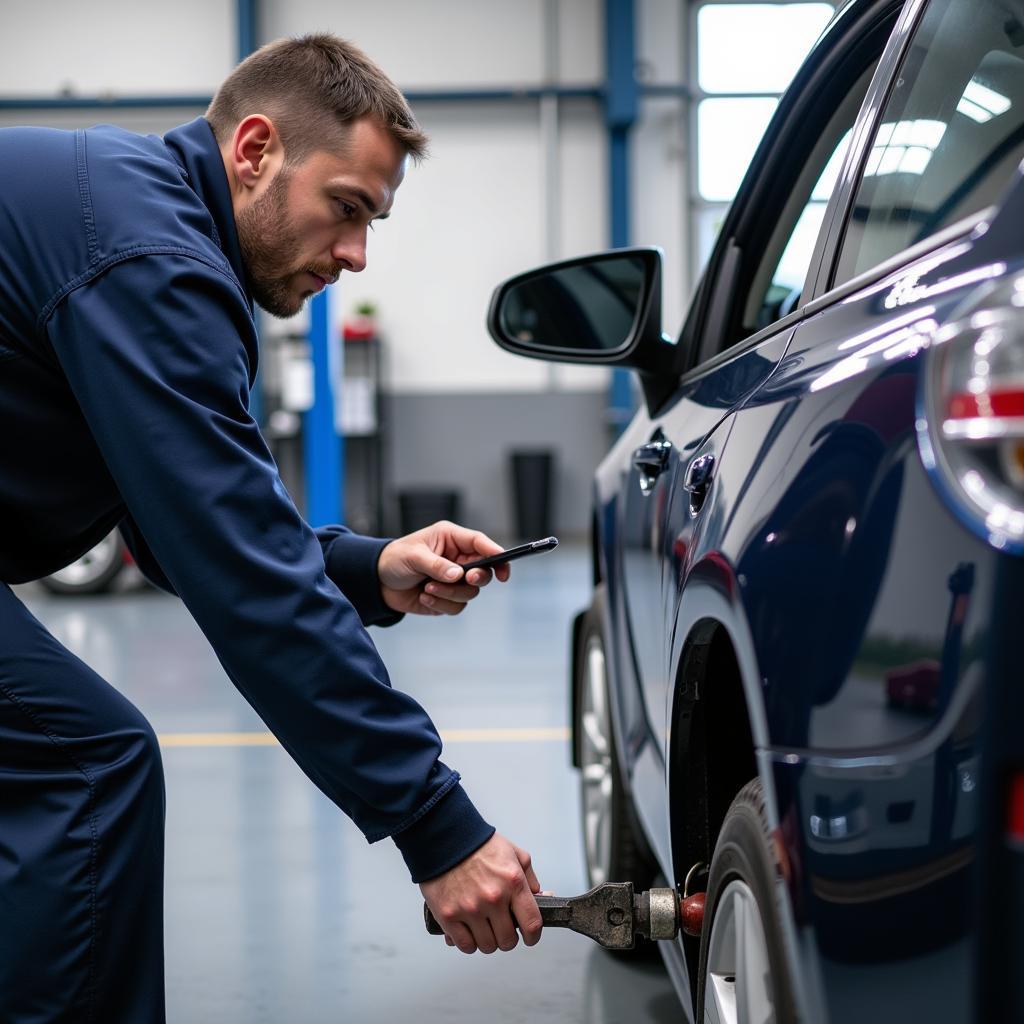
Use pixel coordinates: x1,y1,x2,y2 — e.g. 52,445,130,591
1007,772,1024,844
919,274,1024,552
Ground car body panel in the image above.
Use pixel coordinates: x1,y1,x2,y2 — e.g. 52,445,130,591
608,329,797,871
495,0,1024,1017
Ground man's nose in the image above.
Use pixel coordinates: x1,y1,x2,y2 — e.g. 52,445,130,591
332,231,367,274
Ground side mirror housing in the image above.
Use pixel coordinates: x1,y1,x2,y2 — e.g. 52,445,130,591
486,247,678,413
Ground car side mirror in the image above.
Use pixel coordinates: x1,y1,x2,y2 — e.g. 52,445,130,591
486,247,678,412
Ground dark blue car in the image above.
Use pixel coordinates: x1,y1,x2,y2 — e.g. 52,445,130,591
487,0,1024,1020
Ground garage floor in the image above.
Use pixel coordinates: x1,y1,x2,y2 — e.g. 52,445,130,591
18,545,679,1024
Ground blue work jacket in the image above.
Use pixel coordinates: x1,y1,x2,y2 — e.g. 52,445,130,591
0,116,493,882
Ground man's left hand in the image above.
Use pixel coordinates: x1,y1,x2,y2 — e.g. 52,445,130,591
378,520,511,616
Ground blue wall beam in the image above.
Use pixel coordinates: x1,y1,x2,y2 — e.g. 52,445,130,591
605,0,639,430
0,85,607,111
237,0,258,61
0,95,213,109
304,291,343,526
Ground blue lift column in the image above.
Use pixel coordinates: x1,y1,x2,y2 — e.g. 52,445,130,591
605,0,639,432
304,290,343,527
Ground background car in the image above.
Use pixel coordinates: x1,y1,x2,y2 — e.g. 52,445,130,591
487,0,1024,1020
38,529,133,595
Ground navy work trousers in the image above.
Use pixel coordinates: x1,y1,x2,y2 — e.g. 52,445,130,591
0,585,166,1023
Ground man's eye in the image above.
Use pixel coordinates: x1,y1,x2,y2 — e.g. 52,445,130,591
336,199,356,217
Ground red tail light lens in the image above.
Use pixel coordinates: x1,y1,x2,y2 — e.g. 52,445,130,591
1007,772,1024,843
921,276,1024,552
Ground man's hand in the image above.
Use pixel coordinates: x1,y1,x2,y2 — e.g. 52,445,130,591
378,520,511,616
420,834,542,953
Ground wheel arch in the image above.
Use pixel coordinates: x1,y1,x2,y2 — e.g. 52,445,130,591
666,585,771,889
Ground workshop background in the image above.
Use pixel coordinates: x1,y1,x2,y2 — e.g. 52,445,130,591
3,2,832,1021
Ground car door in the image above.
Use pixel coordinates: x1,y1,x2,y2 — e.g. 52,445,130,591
616,0,906,865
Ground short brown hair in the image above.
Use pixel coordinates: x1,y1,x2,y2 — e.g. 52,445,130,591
206,33,428,163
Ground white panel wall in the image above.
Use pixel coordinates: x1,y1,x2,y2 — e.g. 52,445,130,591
261,0,602,88
262,0,547,88
0,0,234,95
557,0,604,84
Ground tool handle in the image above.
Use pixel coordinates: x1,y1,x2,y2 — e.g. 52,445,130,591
424,895,568,936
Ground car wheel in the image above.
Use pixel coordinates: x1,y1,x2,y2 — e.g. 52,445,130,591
576,586,655,897
697,779,797,1024
38,531,126,595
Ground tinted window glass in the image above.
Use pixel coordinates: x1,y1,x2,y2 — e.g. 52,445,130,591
834,0,1024,285
749,127,853,330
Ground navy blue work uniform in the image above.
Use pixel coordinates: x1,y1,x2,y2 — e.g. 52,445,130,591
0,117,495,1022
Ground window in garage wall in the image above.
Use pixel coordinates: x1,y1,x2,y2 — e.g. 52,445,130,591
690,1,835,283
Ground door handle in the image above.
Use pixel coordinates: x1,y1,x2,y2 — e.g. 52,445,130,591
632,439,672,473
632,439,672,494
684,452,715,514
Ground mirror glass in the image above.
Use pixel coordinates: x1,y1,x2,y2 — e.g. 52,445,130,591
498,254,648,354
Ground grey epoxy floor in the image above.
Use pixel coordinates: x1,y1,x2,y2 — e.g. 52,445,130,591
17,546,680,1024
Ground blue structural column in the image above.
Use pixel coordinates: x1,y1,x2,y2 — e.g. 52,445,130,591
304,291,343,526
605,0,639,431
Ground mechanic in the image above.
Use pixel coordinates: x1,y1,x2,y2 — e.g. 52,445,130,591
0,33,542,1023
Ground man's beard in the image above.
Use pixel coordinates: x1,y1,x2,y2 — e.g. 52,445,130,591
235,169,335,319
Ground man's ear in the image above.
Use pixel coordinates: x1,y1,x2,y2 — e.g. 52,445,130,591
229,114,284,191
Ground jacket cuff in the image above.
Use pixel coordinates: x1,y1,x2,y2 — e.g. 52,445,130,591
322,532,404,628
391,780,496,883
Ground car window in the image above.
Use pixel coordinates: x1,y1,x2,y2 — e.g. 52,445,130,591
833,0,1024,286
687,2,901,366
740,59,876,336
745,122,856,333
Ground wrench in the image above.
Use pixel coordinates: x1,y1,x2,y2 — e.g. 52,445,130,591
423,881,679,950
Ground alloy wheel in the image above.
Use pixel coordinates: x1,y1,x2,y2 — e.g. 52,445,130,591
580,635,613,885
703,879,775,1024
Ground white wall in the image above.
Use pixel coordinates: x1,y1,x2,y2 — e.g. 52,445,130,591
261,0,603,89
0,0,234,95
0,0,691,394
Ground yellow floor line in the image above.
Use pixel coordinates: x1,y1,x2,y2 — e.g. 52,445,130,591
158,726,569,748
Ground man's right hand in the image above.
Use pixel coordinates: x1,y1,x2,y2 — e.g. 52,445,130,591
419,833,542,953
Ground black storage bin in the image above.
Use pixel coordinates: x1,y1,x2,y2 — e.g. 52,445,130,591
398,488,460,534
510,449,554,540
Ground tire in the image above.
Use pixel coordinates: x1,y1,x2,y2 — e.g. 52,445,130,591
575,586,656,901
697,779,797,1024
38,531,126,595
